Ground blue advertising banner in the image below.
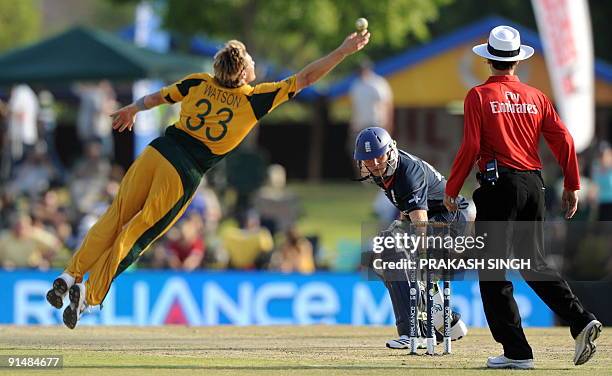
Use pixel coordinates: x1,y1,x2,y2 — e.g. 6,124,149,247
0,270,553,327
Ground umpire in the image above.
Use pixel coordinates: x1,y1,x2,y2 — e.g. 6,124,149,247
444,26,601,369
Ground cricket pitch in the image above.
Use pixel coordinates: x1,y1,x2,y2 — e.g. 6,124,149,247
0,326,609,375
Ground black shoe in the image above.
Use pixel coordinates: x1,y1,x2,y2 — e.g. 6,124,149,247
46,277,68,309
63,284,86,329
62,304,78,329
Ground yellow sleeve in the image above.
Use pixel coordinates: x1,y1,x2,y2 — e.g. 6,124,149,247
160,73,207,104
248,75,297,119
259,229,274,253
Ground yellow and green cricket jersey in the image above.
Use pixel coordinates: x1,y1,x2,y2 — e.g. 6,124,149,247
160,72,297,155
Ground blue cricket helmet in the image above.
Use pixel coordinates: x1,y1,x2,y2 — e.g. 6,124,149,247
353,127,399,181
354,127,393,160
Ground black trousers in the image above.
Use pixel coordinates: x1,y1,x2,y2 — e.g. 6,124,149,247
473,171,595,360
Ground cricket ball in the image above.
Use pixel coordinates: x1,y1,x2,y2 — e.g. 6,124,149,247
355,18,368,32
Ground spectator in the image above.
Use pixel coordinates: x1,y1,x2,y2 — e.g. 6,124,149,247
7,84,39,164
75,179,119,245
6,143,57,198
165,217,205,271
185,180,222,235
222,210,274,269
0,98,7,117
96,81,117,157
0,213,60,270
593,142,612,221
0,98,9,180
72,140,111,180
226,149,267,217
254,164,301,234
270,227,315,274
74,82,97,143
70,140,111,215
348,59,393,152
0,191,15,229
74,81,117,158
32,188,73,246
38,90,65,180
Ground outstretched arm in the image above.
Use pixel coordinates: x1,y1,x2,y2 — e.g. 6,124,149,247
111,91,166,132
295,31,370,92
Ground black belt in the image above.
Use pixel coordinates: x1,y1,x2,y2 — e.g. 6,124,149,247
476,166,541,183
497,166,541,175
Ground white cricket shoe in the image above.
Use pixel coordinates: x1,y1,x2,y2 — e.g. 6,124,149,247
386,335,427,349
46,272,75,309
486,354,534,369
62,283,88,329
438,312,468,341
574,320,602,366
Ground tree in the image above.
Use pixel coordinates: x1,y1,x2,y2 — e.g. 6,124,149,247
156,0,454,180
40,0,136,36
160,0,452,75
111,0,612,66
429,0,611,63
0,0,41,53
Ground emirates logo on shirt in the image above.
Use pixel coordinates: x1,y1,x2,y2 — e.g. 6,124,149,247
490,91,538,115
505,91,520,101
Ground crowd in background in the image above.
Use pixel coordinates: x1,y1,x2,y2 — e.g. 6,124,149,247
0,81,611,275
0,82,315,273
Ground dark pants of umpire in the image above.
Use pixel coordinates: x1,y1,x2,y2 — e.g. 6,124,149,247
474,171,596,360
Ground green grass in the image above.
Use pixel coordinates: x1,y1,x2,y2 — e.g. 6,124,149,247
0,326,609,375
289,182,379,264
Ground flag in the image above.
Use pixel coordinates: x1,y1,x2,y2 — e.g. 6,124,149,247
531,0,594,152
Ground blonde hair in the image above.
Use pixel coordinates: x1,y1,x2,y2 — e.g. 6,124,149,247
213,40,248,88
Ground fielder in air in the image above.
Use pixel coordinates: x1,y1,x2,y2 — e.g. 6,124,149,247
46,29,370,329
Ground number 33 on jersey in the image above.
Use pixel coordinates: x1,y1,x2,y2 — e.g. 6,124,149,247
160,72,297,155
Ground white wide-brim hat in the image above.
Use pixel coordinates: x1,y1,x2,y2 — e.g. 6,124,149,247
473,25,534,62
